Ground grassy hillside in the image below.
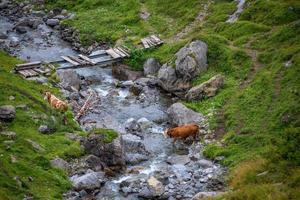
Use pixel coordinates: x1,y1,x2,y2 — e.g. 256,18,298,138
7,0,300,199
0,51,84,199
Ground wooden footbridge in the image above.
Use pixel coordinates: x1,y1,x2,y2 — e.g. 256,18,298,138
14,35,164,78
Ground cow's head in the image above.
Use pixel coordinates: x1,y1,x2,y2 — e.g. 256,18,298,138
163,128,169,138
44,91,51,101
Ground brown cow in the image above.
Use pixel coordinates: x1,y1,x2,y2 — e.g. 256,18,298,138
164,124,199,144
44,91,68,112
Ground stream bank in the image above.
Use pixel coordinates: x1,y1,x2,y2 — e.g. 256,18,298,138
0,1,226,199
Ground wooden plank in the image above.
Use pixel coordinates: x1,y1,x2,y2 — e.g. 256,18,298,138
69,56,87,65
106,49,121,59
79,54,97,65
117,47,130,57
61,56,80,66
18,70,29,77
141,38,150,48
27,69,39,77
151,35,163,44
146,38,155,47
15,61,41,69
113,48,126,58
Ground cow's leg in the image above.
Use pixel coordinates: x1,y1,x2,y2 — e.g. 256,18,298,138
193,133,197,145
172,138,177,145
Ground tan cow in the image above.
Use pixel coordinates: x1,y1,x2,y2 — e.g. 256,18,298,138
44,91,68,112
164,124,199,144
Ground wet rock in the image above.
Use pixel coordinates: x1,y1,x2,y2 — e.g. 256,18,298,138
192,191,222,200
167,103,205,126
125,153,149,165
137,117,153,131
0,105,16,122
167,155,190,165
0,32,8,39
58,70,81,91
120,80,134,88
31,10,46,17
51,157,69,171
186,75,224,101
82,132,125,169
143,58,161,76
15,26,27,34
54,15,65,20
0,131,16,140
28,18,43,29
124,118,139,132
84,154,105,171
147,176,165,196
70,170,106,191
175,40,208,80
46,18,60,27
122,134,148,154
0,1,9,9
112,64,143,81
38,125,51,134
198,159,213,168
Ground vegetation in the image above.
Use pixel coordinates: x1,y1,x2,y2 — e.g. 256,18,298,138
2,0,300,199
88,128,118,143
0,51,84,199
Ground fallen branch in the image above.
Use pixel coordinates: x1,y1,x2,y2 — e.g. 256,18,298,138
75,91,99,121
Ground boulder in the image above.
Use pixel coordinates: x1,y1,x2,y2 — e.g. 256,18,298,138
112,64,143,81
147,176,165,196
124,118,139,133
0,32,8,39
122,134,148,155
143,58,161,76
82,132,125,170
166,155,191,165
15,26,27,34
157,64,191,95
125,153,148,165
167,103,205,126
46,18,60,27
58,70,81,91
186,75,224,101
175,40,208,80
84,154,105,171
51,157,69,171
70,170,106,191
0,105,16,122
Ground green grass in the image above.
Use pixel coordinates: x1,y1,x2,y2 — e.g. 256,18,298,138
7,0,300,199
88,128,118,143
0,51,84,199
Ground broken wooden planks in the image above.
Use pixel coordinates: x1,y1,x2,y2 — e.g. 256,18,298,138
106,47,130,59
15,61,42,71
141,35,164,49
78,54,97,65
61,56,80,66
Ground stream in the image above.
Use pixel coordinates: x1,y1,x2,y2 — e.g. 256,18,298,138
0,6,225,200
227,0,246,23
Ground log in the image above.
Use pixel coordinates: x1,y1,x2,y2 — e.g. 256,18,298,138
75,92,98,121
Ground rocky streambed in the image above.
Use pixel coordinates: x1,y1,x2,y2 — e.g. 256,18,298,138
0,1,226,199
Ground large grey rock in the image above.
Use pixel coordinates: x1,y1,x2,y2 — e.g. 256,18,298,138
157,64,191,95
166,155,191,165
58,70,81,91
0,105,16,122
122,134,149,155
46,18,60,27
125,153,148,165
143,58,161,76
70,170,105,191
175,40,208,80
82,132,125,170
38,125,51,134
112,64,143,81
51,157,69,171
167,103,205,126
186,74,224,101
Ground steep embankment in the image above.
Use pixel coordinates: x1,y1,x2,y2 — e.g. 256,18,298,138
0,51,84,199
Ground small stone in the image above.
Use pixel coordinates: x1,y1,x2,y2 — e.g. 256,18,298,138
0,105,16,122
26,139,44,152
0,131,16,140
46,19,60,27
28,176,33,182
8,96,15,101
51,157,69,171
38,125,51,134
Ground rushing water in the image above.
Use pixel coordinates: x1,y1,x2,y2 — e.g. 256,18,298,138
1,14,225,199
